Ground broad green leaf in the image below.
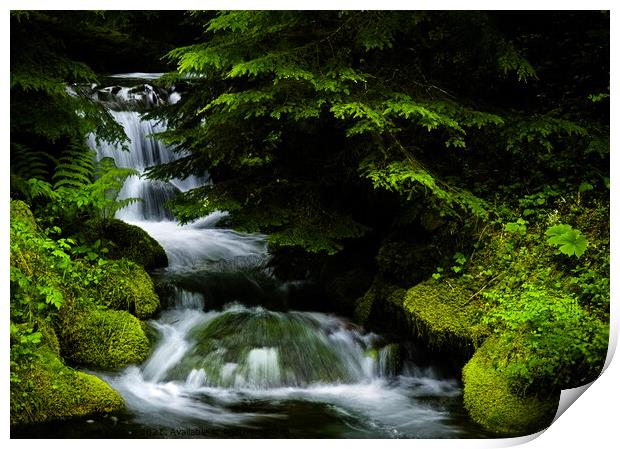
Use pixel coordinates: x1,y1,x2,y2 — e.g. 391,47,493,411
545,224,588,258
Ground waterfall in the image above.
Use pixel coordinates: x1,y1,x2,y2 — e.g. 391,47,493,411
87,83,268,271
84,75,474,438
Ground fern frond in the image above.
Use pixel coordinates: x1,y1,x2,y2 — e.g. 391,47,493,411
51,143,96,190
10,143,54,181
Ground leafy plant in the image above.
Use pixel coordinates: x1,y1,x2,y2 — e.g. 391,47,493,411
504,218,527,237
483,282,607,395
545,224,588,258
451,252,467,273
26,150,139,225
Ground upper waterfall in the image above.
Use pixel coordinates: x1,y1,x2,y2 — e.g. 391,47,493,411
85,76,268,270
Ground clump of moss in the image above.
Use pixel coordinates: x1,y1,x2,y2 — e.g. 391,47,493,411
38,320,61,356
462,337,559,436
95,259,160,319
58,304,150,370
10,200,39,231
81,218,168,270
10,348,124,426
401,279,488,355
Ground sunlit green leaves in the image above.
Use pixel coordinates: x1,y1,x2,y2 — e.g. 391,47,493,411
504,218,527,236
545,224,588,258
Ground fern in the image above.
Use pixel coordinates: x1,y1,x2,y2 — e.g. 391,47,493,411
10,143,57,200
51,143,96,190
11,143,54,181
90,157,140,219
22,143,139,223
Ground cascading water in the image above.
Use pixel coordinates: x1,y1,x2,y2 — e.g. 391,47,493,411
64,75,491,438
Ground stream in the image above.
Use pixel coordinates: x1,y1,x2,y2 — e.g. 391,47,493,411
14,75,493,438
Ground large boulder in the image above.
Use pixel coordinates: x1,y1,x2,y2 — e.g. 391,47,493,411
400,279,488,356
81,218,168,270
10,348,124,426
353,277,405,326
91,259,160,319
58,303,150,370
462,337,559,435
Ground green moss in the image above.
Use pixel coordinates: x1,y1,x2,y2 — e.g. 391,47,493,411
10,200,38,232
82,218,167,270
170,309,351,385
462,337,559,436
354,288,376,325
38,320,60,355
95,259,160,319
10,348,124,426
58,305,150,370
401,279,488,354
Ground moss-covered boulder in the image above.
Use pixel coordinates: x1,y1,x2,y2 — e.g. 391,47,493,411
82,218,167,270
95,259,160,319
462,337,560,436
58,304,150,370
10,348,124,426
400,279,488,355
10,199,39,231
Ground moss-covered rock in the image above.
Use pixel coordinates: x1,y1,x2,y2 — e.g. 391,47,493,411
462,337,559,436
81,218,167,270
95,259,160,319
10,199,39,232
400,279,488,355
58,304,150,370
10,348,124,426
38,320,61,356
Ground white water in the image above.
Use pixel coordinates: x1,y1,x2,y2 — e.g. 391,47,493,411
103,299,463,436
87,78,470,438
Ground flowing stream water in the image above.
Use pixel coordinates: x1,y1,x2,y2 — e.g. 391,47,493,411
16,77,493,438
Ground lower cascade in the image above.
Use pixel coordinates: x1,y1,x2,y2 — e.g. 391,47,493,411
103,296,466,436
78,77,487,438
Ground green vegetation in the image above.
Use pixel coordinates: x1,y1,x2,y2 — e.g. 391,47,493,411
401,280,488,354
10,201,154,420
10,347,124,426
58,306,150,369
81,218,168,270
462,337,559,436
10,10,608,437
95,259,160,319
149,11,607,258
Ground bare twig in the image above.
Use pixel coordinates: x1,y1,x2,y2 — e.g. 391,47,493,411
467,274,502,303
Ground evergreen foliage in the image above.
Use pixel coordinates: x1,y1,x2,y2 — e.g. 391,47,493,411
148,11,608,253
